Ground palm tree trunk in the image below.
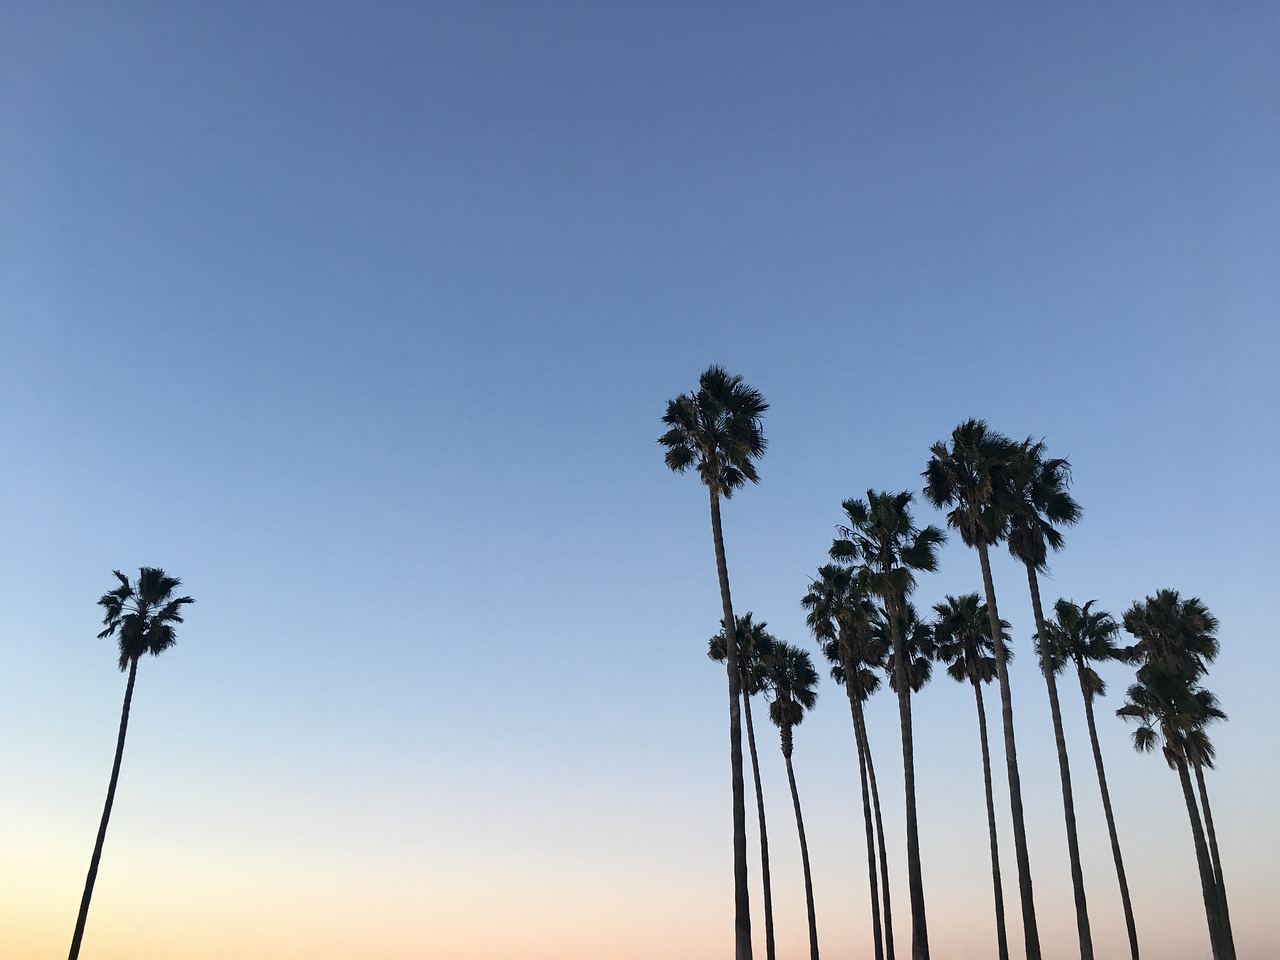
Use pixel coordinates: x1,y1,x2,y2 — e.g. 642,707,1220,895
1174,757,1228,960
972,681,1010,960
855,700,896,960
1025,565,1093,960
887,600,929,960
975,541,1041,960
1193,762,1235,958
846,684,884,960
1078,676,1139,960
708,488,753,960
782,728,819,960
743,689,777,960
69,657,139,960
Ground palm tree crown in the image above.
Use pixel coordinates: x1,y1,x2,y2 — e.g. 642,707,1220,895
98,567,195,670
1123,589,1219,682
922,419,1019,547
933,593,1011,687
830,490,945,602
1005,438,1081,572
658,365,768,497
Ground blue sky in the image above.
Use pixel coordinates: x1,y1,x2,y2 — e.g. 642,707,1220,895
2,4,1278,958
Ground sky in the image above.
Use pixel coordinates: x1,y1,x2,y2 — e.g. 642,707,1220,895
1,2,1278,958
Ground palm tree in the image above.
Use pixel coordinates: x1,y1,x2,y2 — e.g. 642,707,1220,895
68,568,195,960
1006,438,1093,960
933,593,1012,960
803,564,894,960
711,614,779,960
1122,591,1234,958
763,640,822,960
659,366,767,960
831,490,945,960
1041,599,1140,960
1117,669,1231,960
923,419,1042,960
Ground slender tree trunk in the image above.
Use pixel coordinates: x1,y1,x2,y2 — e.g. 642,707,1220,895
846,683,884,960
1078,675,1139,960
887,599,929,960
972,681,1010,960
708,489,753,960
1194,762,1235,958
1025,565,1093,960
782,727,820,960
69,657,139,960
975,541,1041,960
743,690,777,960
1174,757,1228,960
856,701,896,960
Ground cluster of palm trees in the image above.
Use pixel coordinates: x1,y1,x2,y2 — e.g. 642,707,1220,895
660,366,1235,960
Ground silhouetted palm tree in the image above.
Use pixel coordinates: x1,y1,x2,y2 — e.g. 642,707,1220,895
660,366,767,960
1041,599,1140,960
711,614,779,960
69,568,195,960
1117,669,1231,959
933,593,1012,960
803,564,894,960
831,490,944,960
923,420,1042,960
764,640,822,960
1007,438,1092,960
1122,591,1233,959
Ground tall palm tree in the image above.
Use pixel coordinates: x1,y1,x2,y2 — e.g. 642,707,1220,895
1006,438,1093,960
831,490,945,960
69,568,195,960
711,614,779,960
923,419,1042,960
1117,669,1231,960
803,564,894,960
1041,599,1140,960
764,640,822,960
1122,591,1234,958
933,593,1012,960
659,365,767,960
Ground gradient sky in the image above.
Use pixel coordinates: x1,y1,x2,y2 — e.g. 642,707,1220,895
2,3,1277,958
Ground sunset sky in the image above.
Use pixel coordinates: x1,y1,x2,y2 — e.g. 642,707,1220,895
2,3,1277,958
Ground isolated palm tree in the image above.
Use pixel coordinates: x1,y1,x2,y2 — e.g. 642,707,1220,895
933,593,1012,960
68,568,195,960
923,419,1041,960
1122,591,1234,959
1041,599,1140,960
710,614,779,960
659,365,767,960
1007,438,1093,960
803,564,894,960
1117,669,1231,960
831,490,945,960
764,640,822,960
